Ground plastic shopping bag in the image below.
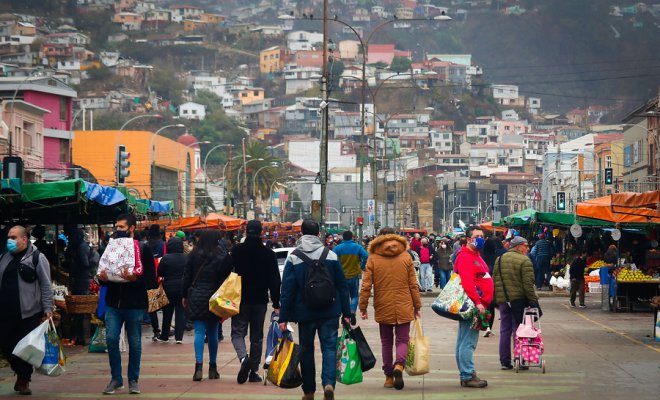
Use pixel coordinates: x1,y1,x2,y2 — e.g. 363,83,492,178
96,237,143,282
209,272,241,320
336,327,363,385
405,318,430,376
37,319,65,377
88,325,107,353
12,319,49,368
267,336,303,388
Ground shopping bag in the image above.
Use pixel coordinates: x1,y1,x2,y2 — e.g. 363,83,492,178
267,337,303,388
336,327,363,385
405,318,430,376
12,319,50,368
37,319,65,377
431,273,476,320
345,324,376,372
209,272,241,320
96,238,143,282
470,310,492,331
147,283,169,313
88,325,107,353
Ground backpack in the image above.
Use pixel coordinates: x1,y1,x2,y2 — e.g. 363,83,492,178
292,247,335,309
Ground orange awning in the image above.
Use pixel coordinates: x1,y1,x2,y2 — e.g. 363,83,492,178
576,191,660,224
480,221,507,233
205,213,246,230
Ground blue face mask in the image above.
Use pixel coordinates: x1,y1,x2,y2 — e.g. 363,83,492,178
473,237,485,250
6,239,18,253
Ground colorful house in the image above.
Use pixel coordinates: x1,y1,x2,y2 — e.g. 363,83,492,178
259,46,284,74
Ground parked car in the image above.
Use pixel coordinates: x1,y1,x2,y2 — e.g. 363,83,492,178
273,247,296,278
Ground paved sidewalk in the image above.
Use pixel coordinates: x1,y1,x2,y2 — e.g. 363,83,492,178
1,292,658,399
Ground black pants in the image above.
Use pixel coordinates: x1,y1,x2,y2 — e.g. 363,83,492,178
0,313,43,381
160,293,185,341
230,304,267,371
149,311,160,336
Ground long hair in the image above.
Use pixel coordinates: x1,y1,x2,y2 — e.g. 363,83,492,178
190,230,224,260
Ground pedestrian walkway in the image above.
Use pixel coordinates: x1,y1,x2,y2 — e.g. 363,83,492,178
1,293,658,399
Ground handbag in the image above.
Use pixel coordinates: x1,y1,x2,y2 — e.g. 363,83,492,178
147,283,169,313
336,327,363,385
498,256,529,325
12,319,50,368
405,318,430,376
431,272,476,320
267,337,303,388
345,323,376,372
209,271,241,320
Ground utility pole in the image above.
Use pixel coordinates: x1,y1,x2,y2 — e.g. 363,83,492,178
318,0,329,230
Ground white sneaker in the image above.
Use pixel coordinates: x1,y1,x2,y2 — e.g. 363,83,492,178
483,328,494,337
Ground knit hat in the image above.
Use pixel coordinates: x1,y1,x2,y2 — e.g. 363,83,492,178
175,231,186,239
510,236,528,247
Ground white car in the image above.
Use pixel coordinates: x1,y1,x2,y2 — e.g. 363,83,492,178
273,247,296,278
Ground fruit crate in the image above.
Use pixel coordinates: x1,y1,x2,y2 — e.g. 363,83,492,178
588,282,602,294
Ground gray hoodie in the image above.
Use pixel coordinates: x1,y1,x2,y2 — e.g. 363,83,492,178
0,242,53,319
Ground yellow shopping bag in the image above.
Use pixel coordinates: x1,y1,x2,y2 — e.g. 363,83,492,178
209,272,241,320
405,318,430,376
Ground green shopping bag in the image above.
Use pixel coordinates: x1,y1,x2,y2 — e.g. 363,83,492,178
336,327,363,385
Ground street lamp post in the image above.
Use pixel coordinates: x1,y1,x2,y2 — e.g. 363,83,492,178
222,154,248,214
237,158,263,218
202,144,233,194
177,140,210,216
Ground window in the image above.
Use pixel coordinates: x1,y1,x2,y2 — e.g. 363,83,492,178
59,139,68,163
344,175,352,182
443,133,450,139
253,90,259,96
183,109,188,114
606,155,612,168
59,97,67,120
192,110,197,114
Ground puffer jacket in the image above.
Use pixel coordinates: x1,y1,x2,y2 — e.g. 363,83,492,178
492,249,538,306
359,234,422,325
157,237,187,299
182,249,230,321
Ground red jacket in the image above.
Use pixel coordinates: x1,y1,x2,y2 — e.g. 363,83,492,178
454,246,494,307
410,238,421,253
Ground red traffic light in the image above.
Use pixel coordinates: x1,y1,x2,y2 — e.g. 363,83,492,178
356,217,364,225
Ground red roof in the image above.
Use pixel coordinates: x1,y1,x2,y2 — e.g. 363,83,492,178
177,132,199,147
368,44,395,53
430,120,455,127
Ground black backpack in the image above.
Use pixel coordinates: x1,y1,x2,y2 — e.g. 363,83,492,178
292,247,335,309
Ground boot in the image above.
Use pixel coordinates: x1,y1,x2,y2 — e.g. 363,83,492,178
193,362,203,381
383,375,394,388
14,379,31,395
208,363,219,379
393,363,404,390
460,373,488,388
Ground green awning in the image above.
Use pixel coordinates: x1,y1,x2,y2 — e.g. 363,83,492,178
503,208,537,225
536,212,613,227
21,179,87,202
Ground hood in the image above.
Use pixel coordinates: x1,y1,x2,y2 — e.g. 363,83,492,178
368,234,409,257
298,235,324,253
166,237,184,254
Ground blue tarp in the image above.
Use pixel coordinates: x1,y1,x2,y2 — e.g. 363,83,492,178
149,200,172,213
84,181,126,206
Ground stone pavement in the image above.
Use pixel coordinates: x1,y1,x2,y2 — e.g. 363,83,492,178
1,291,658,399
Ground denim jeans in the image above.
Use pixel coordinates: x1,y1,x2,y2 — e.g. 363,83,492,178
439,270,452,289
194,319,219,364
105,307,144,384
298,317,339,394
420,263,432,290
498,303,519,366
536,256,551,288
455,319,480,381
346,276,360,313
378,322,410,376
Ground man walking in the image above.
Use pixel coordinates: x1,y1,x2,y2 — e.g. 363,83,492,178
492,236,539,370
569,249,588,308
333,230,369,317
532,234,553,289
0,225,53,395
225,220,281,384
98,214,157,395
279,219,351,400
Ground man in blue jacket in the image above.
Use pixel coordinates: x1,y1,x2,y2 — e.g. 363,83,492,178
279,219,351,400
333,230,368,317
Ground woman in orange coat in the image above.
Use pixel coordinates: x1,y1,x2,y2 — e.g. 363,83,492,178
359,229,422,391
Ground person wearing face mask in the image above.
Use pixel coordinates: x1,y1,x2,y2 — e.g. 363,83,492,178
416,238,435,292
0,225,53,395
453,226,493,388
492,236,540,370
437,239,453,289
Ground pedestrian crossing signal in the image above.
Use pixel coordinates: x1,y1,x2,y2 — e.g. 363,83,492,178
556,191,566,211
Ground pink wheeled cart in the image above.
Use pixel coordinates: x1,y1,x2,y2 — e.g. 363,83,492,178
513,307,545,373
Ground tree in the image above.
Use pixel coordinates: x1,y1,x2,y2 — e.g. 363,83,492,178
390,56,412,73
149,67,185,105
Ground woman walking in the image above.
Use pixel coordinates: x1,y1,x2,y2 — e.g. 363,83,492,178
156,236,187,343
182,230,230,381
359,228,422,390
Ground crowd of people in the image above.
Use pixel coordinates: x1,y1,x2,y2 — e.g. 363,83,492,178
6,216,655,397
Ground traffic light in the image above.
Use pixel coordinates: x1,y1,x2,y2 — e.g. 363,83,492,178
556,191,566,211
116,145,130,184
604,168,613,185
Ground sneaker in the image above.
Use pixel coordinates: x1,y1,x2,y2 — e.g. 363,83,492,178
237,357,250,384
175,340,183,344
501,364,513,370
248,371,262,383
483,328,493,337
570,301,576,307
102,380,124,395
392,364,404,390
460,375,488,388
154,337,169,343
578,304,587,308
128,381,140,394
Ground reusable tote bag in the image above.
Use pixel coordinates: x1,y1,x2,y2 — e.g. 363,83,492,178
347,324,376,372
336,327,363,385
37,319,66,377
405,318,430,376
12,319,50,368
209,271,241,320
267,337,303,388
431,273,476,320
